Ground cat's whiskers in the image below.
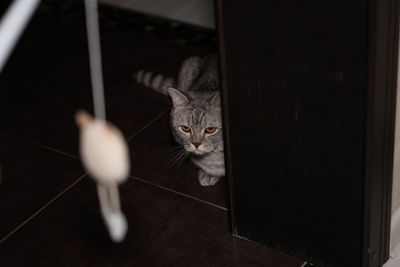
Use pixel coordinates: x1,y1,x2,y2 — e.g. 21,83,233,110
168,146,184,160
172,145,184,152
174,149,189,167
167,150,187,168
166,146,187,168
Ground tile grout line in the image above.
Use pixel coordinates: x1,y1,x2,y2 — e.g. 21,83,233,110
29,142,80,160
26,106,170,159
0,173,87,246
127,107,170,142
0,131,79,161
129,175,227,211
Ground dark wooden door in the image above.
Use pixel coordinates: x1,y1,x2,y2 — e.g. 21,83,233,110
215,0,399,266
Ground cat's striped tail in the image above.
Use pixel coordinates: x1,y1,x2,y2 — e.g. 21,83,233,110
133,70,176,95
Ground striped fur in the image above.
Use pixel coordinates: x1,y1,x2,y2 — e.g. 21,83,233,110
133,70,176,95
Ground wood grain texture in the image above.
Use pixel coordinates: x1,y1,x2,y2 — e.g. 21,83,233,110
216,0,398,266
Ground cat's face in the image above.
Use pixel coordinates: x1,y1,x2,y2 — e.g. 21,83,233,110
168,88,223,155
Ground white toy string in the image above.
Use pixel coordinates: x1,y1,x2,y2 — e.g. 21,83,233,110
84,0,106,120
0,0,41,73
84,0,128,242
97,184,127,242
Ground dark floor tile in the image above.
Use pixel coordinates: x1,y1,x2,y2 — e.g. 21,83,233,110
1,1,83,59
0,13,92,155
129,113,227,208
0,177,302,267
0,5,211,156
0,131,85,241
14,3,82,53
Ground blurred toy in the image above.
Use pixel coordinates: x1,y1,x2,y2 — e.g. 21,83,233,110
76,110,129,242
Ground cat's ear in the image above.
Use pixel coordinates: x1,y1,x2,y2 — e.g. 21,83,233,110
208,92,221,106
168,87,188,109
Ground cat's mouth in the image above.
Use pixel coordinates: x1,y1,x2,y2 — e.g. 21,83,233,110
185,147,209,155
191,150,206,155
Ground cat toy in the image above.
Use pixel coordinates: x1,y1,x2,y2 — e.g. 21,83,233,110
0,0,130,242
75,0,130,242
75,110,129,242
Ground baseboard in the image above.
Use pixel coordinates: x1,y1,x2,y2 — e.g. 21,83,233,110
99,0,215,28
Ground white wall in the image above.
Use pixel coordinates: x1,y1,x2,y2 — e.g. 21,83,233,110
99,0,215,29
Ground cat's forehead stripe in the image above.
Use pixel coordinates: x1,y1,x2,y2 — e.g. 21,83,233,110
190,108,205,125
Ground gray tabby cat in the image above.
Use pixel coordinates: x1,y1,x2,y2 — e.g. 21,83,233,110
134,54,224,186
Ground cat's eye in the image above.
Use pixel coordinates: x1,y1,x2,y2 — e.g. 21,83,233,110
205,127,217,134
181,125,191,133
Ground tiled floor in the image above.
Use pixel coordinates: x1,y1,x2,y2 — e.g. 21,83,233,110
0,2,304,266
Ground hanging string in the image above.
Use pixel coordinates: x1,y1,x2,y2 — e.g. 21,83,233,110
82,0,128,242
84,0,106,120
0,0,41,74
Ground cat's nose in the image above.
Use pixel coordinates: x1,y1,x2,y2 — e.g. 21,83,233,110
192,142,201,149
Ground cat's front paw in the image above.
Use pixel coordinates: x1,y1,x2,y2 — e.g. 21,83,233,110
198,170,220,186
